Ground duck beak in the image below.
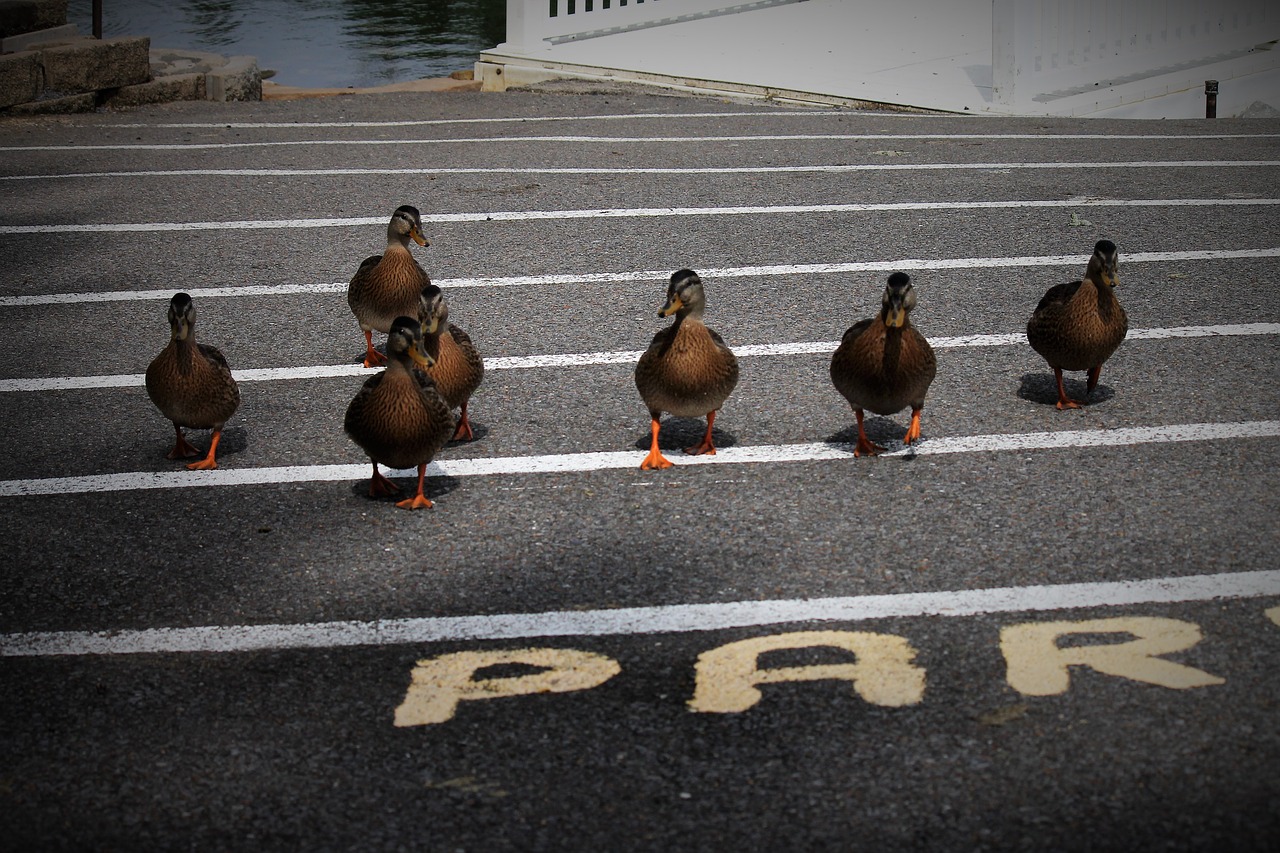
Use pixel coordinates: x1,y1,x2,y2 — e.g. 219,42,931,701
410,343,436,370
659,294,684,317
884,302,907,328
411,226,429,247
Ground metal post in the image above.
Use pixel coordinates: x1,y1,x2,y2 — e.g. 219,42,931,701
1205,80,1218,119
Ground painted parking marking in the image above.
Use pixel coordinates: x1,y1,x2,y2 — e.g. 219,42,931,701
393,612,1250,726
6,160,1278,181
4,132,1279,153
3,198,1278,235
2,323,1275,393
999,617,1225,696
4,248,1277,307
3,569,1276,658
0,420,1275,499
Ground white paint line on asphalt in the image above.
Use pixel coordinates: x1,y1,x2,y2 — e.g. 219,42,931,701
2,198,1277,235
4,132,1279,153
3,568,1277,657
5,160,1278,181
0,420,1276,498
2,324,1275,393
3,248,1277,307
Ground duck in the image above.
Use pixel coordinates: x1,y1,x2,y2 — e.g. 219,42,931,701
830,272,937,457
417,284,484,442
344,316,455,510
347,205,431,368
1026,239,1127,409
145,292,241,470
634,269,739,470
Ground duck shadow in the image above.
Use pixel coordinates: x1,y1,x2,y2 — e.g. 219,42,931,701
346,471,462,506
823,416,920,459
631,417,738,452
1018,372,1116,407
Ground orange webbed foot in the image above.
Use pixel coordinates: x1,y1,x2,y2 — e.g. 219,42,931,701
395,494,434,510
854,436,885,457
369,470,400,497
641,448,674,470
167,434,202,460
683,440,716,457
186,457,218,471
451,410,474,442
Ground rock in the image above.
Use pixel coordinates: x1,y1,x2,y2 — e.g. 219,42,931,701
0,22,78,53
0,0,68,40
0,50,42,109
40,36,152,93
7,89,95,114
205,54,261,102
106,72,206,107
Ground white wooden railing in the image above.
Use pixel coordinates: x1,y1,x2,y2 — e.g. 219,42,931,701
992,0,1275,106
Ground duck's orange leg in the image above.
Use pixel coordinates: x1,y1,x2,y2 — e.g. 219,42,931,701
362,329,387,368
451,402,474,442
854,410,884,457
684,410,719,456
640,416,673,470
902,406,924,446
1086,364,1102,392
1054,367,1085,409
395,464,434,509
167,424,202,460
369,464,400,497
186,429,223,470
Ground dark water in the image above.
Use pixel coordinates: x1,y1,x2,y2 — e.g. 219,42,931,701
68,0,505,88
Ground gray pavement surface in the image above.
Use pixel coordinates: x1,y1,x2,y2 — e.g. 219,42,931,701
0,82,1278,851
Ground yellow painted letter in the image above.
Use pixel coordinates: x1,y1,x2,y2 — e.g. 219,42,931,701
1001,616,1224,696
1266,606,1280,627
394,648,621,727
688,630,925,713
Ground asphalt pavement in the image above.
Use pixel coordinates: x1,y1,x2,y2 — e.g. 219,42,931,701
0,80,1278,851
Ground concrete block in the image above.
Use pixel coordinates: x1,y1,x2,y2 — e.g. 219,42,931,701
0,21,76,52
106,72,204,107
0,0,67,39
6,89,95,114
0,49,42,109
205,55,260,101
41,36,151,94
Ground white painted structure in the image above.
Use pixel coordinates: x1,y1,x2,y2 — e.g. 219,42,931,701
479,0,1280,117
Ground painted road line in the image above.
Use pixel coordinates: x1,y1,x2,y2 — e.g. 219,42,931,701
4,132,1279,153
2,569,1277,657
3,248,1278,308
0,420,1276,498
2,198,1278,235
5,160,1278,181
2,324,1276,394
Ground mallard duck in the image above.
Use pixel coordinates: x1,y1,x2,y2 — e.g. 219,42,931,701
344,316,455,510
634,269,739,470
830,272,937,457
417,284,484,442
347,205,431,368
145,292,240,470
1027,239,1127,409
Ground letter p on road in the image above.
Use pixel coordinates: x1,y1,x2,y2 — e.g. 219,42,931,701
394,648,622,726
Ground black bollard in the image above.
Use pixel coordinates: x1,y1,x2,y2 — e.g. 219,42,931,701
1205,80,1218,119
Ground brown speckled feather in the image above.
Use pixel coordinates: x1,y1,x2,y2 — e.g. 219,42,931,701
145,338,240,430
636,317,739,418
1027,277,1128,371
347,249,431,335
421,322,484,410
830,318,936,415
344,365,454,471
